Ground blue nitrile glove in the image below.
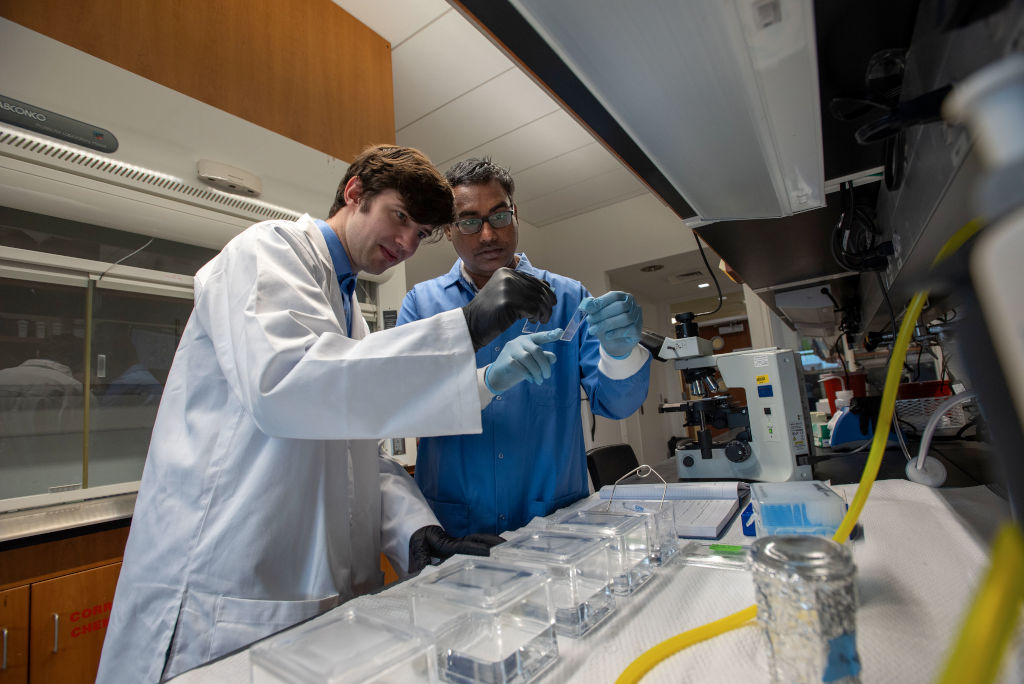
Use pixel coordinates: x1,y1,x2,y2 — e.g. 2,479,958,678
579,291,643,358
484,329,563,394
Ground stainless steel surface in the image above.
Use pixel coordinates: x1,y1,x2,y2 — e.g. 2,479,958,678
0,492,136,542
864,0,1024,333
52,614,58,653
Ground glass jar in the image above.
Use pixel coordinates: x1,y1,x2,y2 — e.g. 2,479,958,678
750,535,861,683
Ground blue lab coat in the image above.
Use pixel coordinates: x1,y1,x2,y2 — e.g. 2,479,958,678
398,254,651,536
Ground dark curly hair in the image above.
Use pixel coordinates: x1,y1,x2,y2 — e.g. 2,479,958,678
444,157,515,200
327,145,454,243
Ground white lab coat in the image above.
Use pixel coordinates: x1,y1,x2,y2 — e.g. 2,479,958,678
96,215,482,683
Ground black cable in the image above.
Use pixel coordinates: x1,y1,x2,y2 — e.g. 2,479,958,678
897,416,920,436
692,230,723,318
876,272,899,353
832,181,893,273
955,419,977,439
821,287,842,313
831,333,850,385
98,238,155,281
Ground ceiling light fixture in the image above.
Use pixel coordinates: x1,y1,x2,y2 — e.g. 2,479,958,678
640,264,664,272
698,282,710,288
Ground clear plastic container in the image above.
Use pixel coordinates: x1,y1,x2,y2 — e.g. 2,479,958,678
547,509,654,596
750,481,847,537
410,558,558,684
751,535,861,683
598,499,679,565
492,530,616,638
250,606,437,683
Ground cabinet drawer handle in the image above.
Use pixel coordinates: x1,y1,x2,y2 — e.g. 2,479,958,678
53,613,59,653
3,626,7,670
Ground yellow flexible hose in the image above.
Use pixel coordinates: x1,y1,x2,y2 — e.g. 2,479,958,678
615,294,926,684
616,217,988,683
832,290,926,544
614,606,758,683
938,523,1024,684
933,217,1024,683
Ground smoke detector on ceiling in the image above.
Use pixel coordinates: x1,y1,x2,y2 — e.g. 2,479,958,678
197,158,263,197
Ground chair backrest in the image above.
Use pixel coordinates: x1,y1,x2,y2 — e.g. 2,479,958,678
586,443,640,491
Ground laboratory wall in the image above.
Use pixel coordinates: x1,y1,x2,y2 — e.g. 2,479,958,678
0,0,396,161
0,0,399,505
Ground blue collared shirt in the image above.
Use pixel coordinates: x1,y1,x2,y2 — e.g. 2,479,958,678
398,253,651,536
316,220,357,335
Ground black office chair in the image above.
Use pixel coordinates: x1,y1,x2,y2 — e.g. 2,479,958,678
586,443,640,491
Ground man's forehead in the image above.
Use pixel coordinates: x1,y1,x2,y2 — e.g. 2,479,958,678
453,184,512,215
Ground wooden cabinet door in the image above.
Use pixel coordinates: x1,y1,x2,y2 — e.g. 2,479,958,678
29,563,120,684
0,586,29,684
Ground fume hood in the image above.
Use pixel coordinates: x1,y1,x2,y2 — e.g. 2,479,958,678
451,0,1020,342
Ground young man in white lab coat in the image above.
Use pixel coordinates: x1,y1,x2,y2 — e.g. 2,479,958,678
97,145,557,683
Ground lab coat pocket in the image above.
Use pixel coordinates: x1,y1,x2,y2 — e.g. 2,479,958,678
209,593,339,661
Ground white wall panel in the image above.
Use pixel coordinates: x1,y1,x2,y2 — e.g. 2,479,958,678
513,142,623,202
438,110,597,172
393,11,514,129
331,0,449,45
521,165,646,226
396,69,559,165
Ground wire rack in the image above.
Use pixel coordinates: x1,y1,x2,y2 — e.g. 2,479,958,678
895,397,969,436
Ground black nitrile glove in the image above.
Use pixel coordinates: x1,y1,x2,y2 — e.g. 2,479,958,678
462,268,556,351
408,525,505,574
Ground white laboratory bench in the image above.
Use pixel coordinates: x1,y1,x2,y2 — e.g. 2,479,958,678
171,480,1023,683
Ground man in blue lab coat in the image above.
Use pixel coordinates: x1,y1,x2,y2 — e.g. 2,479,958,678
398,157,651,536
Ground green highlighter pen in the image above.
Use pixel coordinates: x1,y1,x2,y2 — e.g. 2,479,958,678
709,543,747,556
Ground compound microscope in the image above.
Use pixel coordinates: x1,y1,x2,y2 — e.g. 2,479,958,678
644,313,814,482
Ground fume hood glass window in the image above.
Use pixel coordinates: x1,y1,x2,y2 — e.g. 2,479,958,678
87,289,193,488
0,277,88,499
0,206,220,277
357,279,379,332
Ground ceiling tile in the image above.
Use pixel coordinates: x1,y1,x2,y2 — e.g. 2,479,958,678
396,68,559,165
330,0,449,46
393,11,514,129
436,109,597,172
519,165,647,226
513,143,623,202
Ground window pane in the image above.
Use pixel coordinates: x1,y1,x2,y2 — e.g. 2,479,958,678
0,206,219,277
0,278,88,498
88,289,193,488
355,279,377,306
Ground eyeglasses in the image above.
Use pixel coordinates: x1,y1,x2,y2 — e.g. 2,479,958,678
452,210,515,235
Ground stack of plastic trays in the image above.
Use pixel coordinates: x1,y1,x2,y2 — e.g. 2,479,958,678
249,606,437,683
547,509,654,596
491,530,616,638
410,558,559,684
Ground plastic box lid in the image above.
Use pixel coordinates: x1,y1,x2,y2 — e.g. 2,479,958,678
551,509,649,537
250,607,434,683
412,557,549,612
493,530,610,565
